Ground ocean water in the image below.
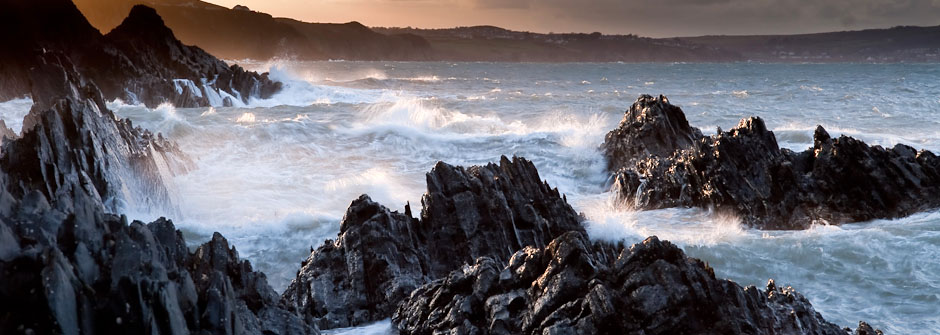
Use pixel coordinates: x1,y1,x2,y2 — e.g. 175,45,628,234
4,62,938,333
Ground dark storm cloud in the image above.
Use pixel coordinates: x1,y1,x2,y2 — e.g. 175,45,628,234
471,0,940,36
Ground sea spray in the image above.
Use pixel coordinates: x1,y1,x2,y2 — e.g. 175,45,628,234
110,61,940,333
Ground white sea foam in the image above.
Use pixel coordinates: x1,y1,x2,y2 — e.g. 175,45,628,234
0,97,34,134
245,64,389,107
110,62,940,332
325,319,393,335
173,79,203,98
235,112,256,123
579,193,747,247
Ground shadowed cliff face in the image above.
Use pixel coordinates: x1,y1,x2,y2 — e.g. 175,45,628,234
0,0,281,107
603,94,940,229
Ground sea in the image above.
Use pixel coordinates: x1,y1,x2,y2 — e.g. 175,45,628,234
3,62,938,333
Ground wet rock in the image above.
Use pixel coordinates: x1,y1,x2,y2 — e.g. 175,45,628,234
0,120,15,144
852,321,884,335
605,94,940,229
394,232,879,335
0,207,317,335
0,2,308,334
0,0,280,107
0,65,314,333
1,68,190,218
282,156,585,329
603,94,703,171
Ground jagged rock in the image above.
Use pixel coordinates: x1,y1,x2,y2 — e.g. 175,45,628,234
0,205,317,335
0,0,280,107
394,231,878,335
852,321,884,335
0,62,190,218
0,64,310,333
604,94,940,229
282,156,585,329
603,94,702,171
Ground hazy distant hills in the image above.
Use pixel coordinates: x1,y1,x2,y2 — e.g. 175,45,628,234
73,0,431,60
74,0,940,63
372,26,739,62
682,26,940,62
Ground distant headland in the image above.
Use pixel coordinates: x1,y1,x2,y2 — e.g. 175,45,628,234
75,0,940,63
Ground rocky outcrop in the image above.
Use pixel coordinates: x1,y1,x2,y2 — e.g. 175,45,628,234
603,94,702,171
604,94,940,229
0,64,314,334
0,0,280,107
281,156,585,329
0,207,316,335
0,56,190,219
394,231,880,335
73,0,433,61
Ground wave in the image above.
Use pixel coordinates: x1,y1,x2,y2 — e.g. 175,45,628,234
343,97,614,149
324,319,392,335
579,192,748,247
245,64,390,107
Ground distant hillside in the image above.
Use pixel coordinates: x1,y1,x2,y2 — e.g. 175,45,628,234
680,25,940,62
73,0,431,60
74,0,940,63
373,26,740,62
73,0,740,62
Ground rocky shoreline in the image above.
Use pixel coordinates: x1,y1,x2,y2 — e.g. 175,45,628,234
604,94,940,230
0,0,280,107
394,232,877,335
282,157,585,329
0,1,885,334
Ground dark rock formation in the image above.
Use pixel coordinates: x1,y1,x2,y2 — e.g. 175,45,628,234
604,94,940,229
0,55,190,218
0,208,316,335
0,63,315,334
73,0,433,61
394,231,879,335
0,0,280,107
603,94,702,171
281,156,585,329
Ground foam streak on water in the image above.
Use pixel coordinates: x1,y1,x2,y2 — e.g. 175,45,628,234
103,62,940,333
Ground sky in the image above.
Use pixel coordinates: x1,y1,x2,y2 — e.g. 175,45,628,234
202,0,940,37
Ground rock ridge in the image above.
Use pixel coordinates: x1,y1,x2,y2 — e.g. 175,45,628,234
0,66,315,334
0,0,281,107
281,156,586,329
393,231,881,335
604,94,940,229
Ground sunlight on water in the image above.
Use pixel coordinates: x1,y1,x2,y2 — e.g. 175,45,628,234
108,62,940,333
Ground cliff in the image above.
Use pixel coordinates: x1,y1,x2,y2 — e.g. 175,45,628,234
0,0,280,107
